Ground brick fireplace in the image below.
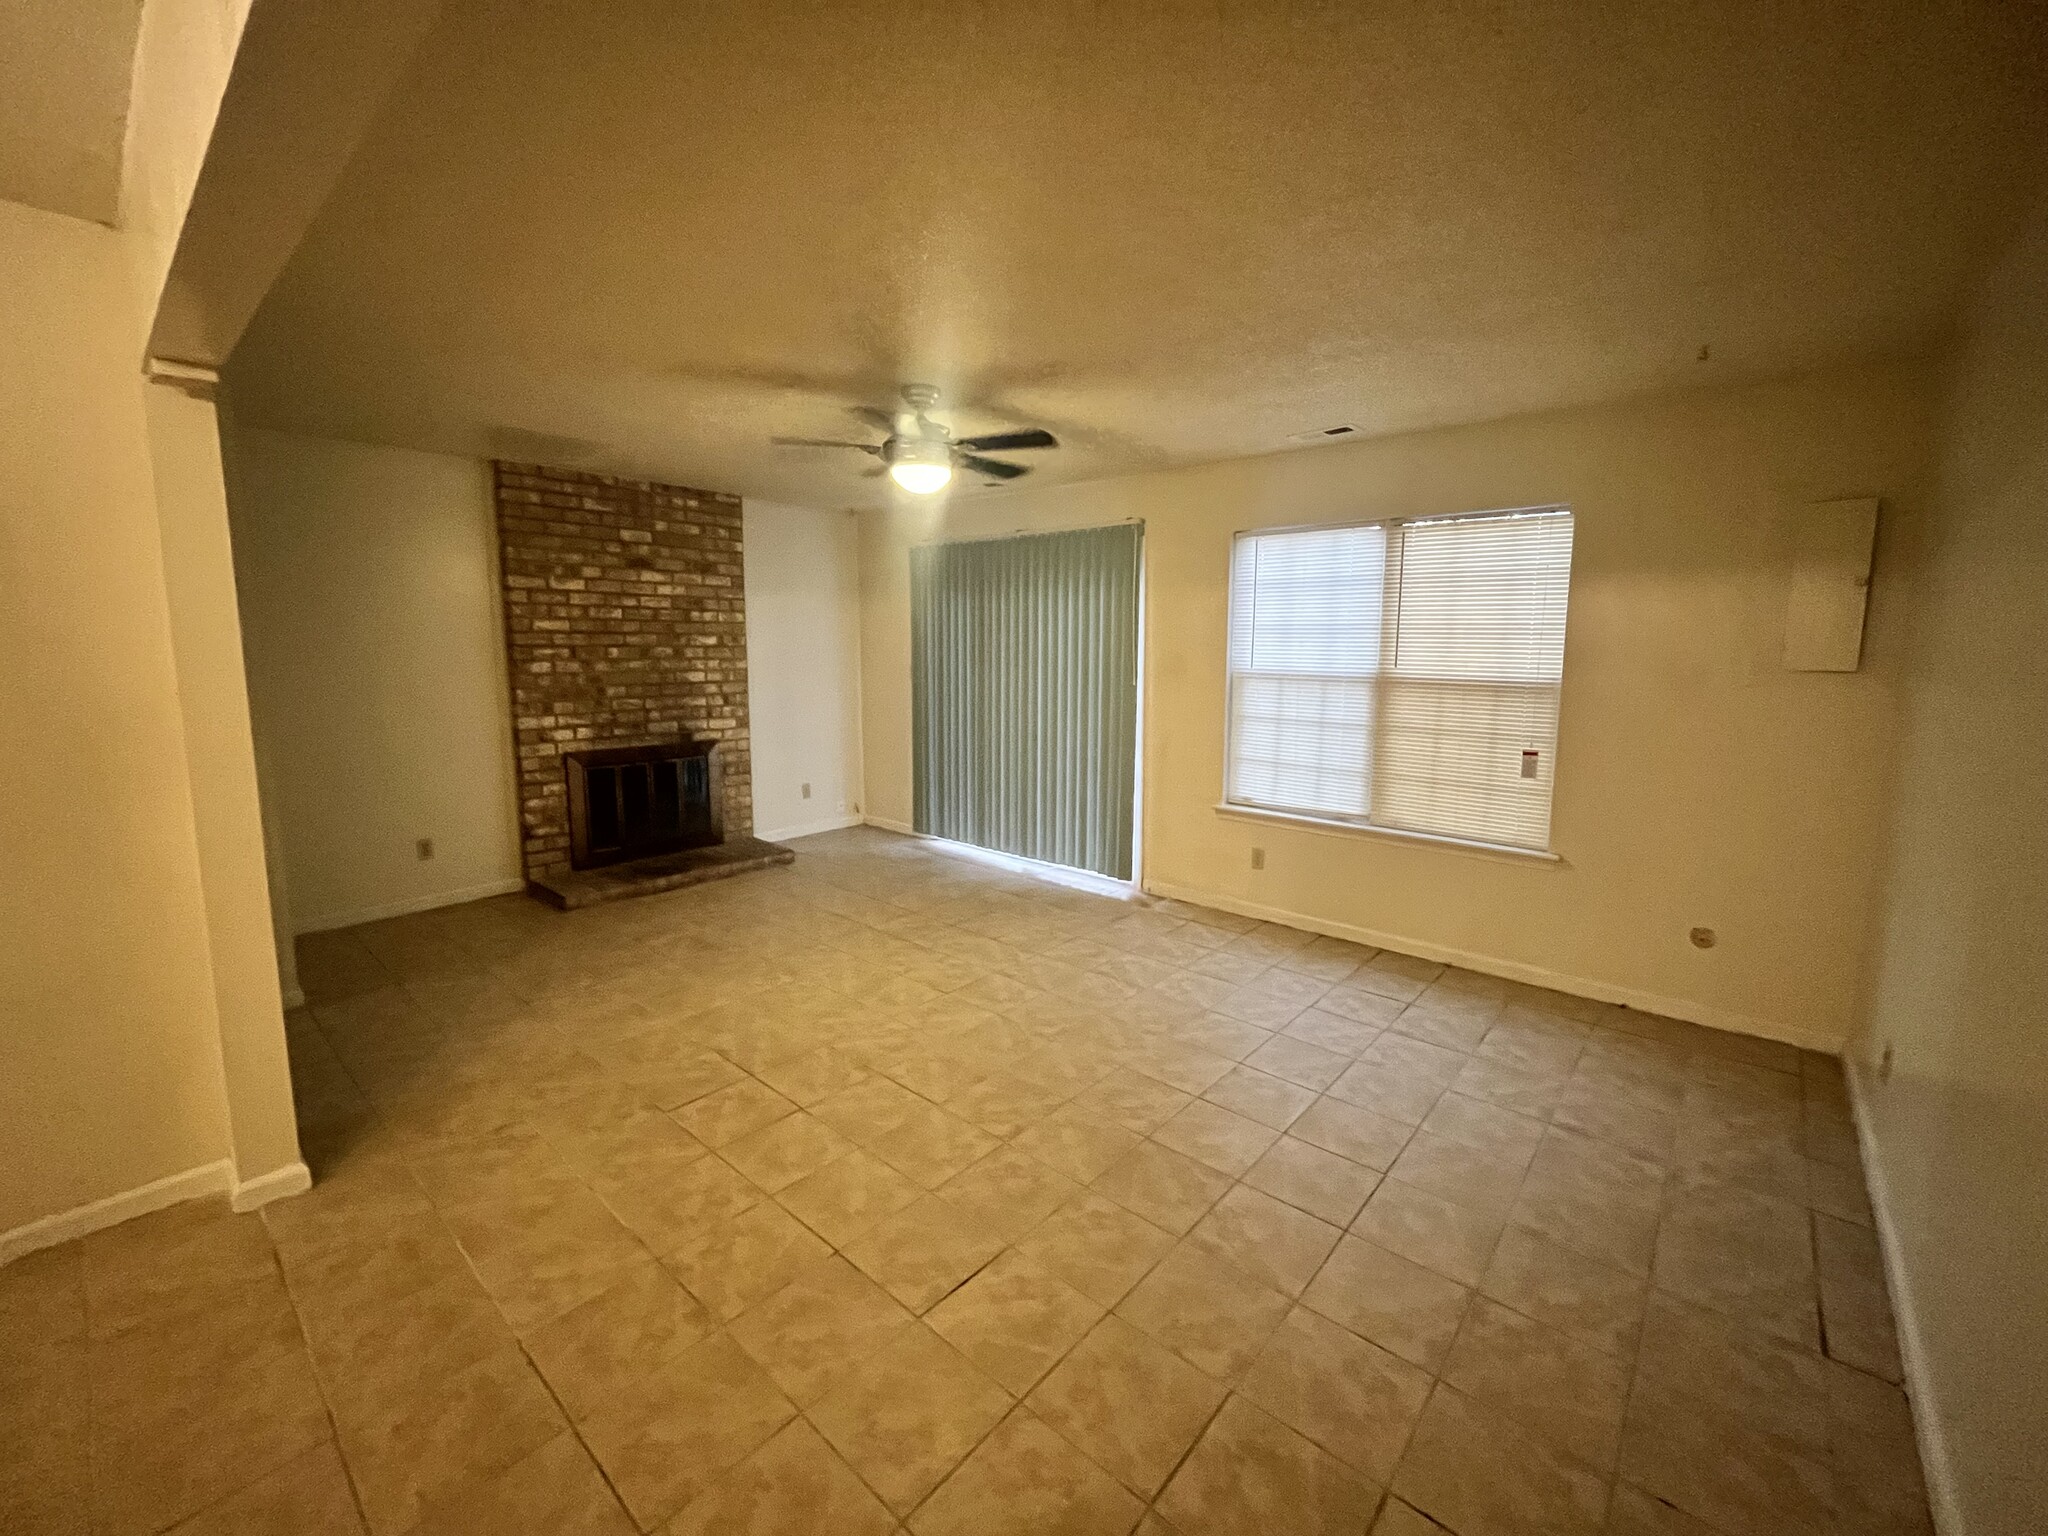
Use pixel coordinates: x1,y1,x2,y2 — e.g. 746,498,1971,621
493,461,791,906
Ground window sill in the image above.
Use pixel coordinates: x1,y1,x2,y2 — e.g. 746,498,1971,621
1213,802,1563,864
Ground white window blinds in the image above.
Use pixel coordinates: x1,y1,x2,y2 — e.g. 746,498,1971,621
1225,507,1573,852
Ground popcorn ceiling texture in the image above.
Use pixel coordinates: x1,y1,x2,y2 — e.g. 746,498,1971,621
493,462,752,881
228,4,2047,507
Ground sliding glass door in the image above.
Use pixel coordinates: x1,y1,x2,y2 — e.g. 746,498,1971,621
910,523,1142,879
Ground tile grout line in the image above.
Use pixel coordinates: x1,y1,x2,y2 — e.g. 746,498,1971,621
514,1328,641,1533
262,1207,381,1536
766,1113,1161,1529
1139,1385,1238,1529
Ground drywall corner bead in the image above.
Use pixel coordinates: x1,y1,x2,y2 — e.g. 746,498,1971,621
143,356,221,400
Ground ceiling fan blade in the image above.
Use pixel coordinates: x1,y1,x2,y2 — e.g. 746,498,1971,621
954,428,1058,452
960,454,1031,481
771,436,883,454
847,405,897,433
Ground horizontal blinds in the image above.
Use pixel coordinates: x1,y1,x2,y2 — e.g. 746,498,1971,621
1372,677,1561,847
1225,525,1385,818
1225,508,1573,850
1374,510,1572,848
1228,674,1375,817
1390,513,1573,682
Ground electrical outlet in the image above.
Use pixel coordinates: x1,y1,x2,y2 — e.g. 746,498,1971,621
1250,847,1265,871
801,782,812,800
416,837,435,861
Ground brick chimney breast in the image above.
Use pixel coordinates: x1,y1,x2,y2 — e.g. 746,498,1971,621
493,462,752,883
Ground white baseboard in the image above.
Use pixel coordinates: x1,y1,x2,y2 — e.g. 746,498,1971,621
758,812,864,842
232,1159,312,1213
0,1159,234,1268
295,875,527,934
863,814,916,835
1141,876,1844,1054
0,1152,317,1268
1845,1058,1963,1536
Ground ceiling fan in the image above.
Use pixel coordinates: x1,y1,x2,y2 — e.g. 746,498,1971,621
772,383,1058,494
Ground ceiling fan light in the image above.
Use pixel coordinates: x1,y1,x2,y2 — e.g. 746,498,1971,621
889,459,952,494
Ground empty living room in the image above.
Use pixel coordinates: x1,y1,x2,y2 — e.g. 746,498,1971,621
3,2,2045,1534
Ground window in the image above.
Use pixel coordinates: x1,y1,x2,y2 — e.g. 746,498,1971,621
1226,506,1573,852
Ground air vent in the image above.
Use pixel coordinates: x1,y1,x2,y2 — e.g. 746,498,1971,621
1287,424,1359,444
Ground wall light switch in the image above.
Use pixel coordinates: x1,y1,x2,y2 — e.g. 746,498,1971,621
801,782,812,799
416,838,435,861
1250,847,1266,871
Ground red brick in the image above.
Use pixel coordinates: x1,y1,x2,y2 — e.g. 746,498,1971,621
493,460,753,880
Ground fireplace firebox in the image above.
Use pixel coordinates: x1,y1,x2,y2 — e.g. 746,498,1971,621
565,740,722,871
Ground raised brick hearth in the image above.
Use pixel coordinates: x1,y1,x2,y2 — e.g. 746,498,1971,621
493,461,770,891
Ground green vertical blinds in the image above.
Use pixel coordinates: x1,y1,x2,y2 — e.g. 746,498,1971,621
911,522,1143,879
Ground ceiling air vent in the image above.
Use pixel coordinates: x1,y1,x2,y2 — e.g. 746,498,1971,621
1287,424,1358,444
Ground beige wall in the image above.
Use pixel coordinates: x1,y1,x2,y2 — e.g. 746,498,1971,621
121,0,251,319
148,385,301,1188
861,361,1932,1049
0,198,232,1235
1850,209,2048,1536
743,499,866,840
223,428,522,932
222,441,877,932
0,0,311,1242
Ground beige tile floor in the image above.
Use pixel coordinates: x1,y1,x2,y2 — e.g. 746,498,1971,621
0,827,1930,1536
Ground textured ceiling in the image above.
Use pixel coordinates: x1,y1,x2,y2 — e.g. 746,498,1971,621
225,0,2048,507
0,0,144,224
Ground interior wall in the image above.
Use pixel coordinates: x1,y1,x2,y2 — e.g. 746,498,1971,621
860,360,1932,1049
148,384,301,1191
743,499,865,840
0,0,315,1245
1850,207,2048,1536
0,197,231,1235
222,427,522,932
120,0,252,318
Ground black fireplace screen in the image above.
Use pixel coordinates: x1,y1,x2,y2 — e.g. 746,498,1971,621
565,741,720,870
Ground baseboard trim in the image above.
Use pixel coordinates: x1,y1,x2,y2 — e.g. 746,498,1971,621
1845,1058,1964,1536
0,1159,234,1268
295,875,527,934
231,1160,312,1214
863,814,915,835
757,812,863,842
1140,876,1844,1054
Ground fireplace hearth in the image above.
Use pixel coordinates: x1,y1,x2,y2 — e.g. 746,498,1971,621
537,734,792,908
